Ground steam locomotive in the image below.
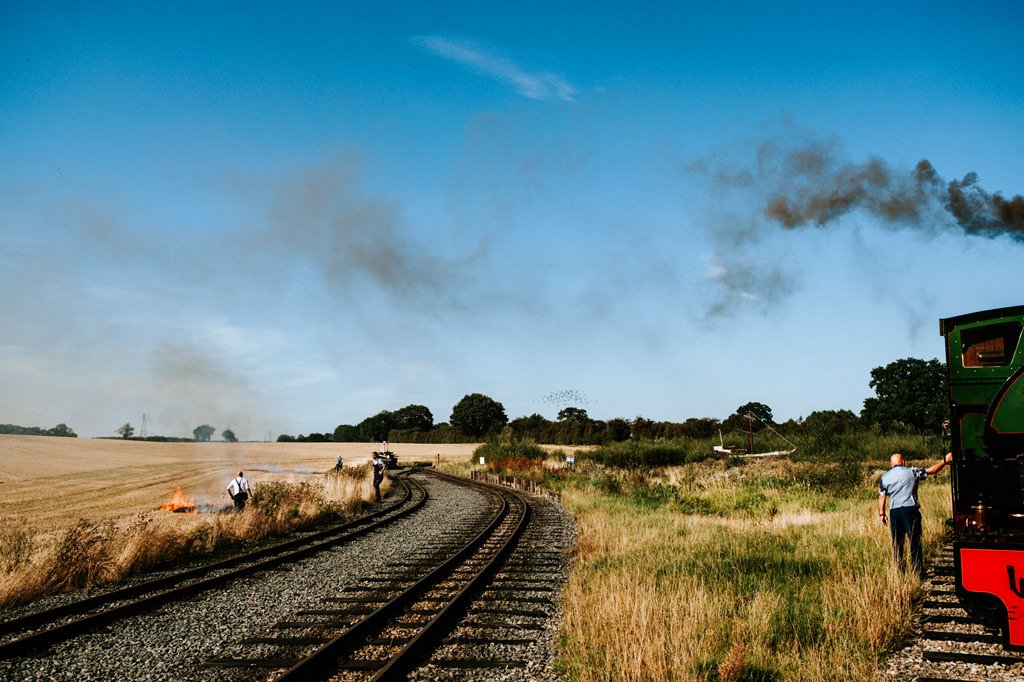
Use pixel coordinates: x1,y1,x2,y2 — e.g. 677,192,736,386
941,305,1024,649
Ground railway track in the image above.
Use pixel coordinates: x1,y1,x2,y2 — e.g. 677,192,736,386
203,469,557,680
406,476,571,681
0,473,424,658
0,468,573,681
882,544,1024,682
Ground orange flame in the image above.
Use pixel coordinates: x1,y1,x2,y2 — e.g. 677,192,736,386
157,486,197,513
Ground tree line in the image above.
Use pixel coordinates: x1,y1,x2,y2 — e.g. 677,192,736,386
0,423,77,438
6,357,946,445
275,357,949,445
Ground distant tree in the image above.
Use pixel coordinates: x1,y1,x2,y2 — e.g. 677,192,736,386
333,424,359,442
116,423,134,439
584,420,606,444
277,434,296,442
393,404,434,431
193,424,216,442
510,413,552,432
557,407,590,424
678,417,720,440
450,393,508,438
507,413,554,442
723,402,774,433
802,409,859,435
631,416,657,440
861,357,947,433
222,429,238,442
604,418,632,442
49,423,77,438
357,411,396,442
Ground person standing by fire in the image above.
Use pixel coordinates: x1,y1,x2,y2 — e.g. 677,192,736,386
226,470,253,512
371,452,386,503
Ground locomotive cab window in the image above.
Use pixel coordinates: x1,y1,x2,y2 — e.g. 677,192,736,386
961,322,1022,368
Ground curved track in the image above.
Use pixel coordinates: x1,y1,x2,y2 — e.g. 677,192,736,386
202,469,536,680
0,474,425,659
0,468,574,682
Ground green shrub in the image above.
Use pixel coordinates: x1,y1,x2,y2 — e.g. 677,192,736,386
584,438,718,468
473,439,547,463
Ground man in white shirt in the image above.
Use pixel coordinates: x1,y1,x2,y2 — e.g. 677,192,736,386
371,452,386,503
226,470,253,512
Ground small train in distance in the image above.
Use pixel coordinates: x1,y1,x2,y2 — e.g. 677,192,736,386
941,305,1024,650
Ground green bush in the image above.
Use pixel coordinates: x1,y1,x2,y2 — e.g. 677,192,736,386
584,438,718,468
790,429,947,466
473,439,548,463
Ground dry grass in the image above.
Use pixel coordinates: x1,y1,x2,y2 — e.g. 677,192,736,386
556,458,952,682
0,436,463,610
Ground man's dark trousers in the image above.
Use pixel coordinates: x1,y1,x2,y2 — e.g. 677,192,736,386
890,505,923,576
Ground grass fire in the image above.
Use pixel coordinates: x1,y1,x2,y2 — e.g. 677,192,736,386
156,487,197,514
0,439,422,610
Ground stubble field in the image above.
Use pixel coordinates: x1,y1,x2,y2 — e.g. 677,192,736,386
0,435,478,530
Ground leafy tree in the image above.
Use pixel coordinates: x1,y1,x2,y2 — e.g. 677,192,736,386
222,429,238,442
678,417,721,440
510,413,552,433
509,413,568,443
604,418,632,442
723,402,774,433
631,417,657,440
861,357,947,433
393,404,434,431
193,424,215,442
802,409,859,434
557,407,590,424
50,423,77,438
116,423,134,439
450,393,508,438
333,424,359,442
357,411,396,442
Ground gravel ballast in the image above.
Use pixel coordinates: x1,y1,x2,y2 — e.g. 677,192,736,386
0,471,575,681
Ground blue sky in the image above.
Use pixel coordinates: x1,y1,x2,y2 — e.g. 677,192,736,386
2,2,1022,439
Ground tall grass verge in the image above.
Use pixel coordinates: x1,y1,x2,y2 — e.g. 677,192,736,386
556,456,952,681
0,464,388,610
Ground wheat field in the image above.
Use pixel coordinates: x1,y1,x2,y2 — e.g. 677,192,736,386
0,435,477,531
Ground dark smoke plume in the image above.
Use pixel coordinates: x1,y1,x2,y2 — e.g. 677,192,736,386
689,134,1024,321
757,142,1024,239
226,155,494,315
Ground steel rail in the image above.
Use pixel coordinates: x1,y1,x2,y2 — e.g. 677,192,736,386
272,470,527,681
0,473,426,658
370,478,531,680
0,474,417,638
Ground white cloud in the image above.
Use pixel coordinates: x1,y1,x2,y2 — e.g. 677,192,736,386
412,35,576,103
